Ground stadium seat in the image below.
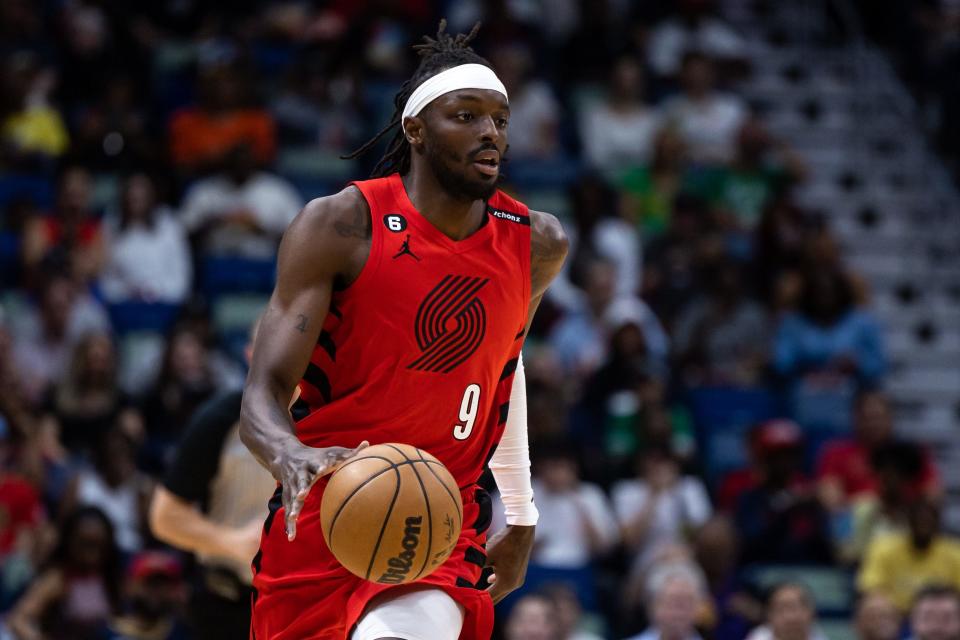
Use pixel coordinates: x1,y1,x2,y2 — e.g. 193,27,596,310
200,256,276,297
686,386,782,482
0,175,54,210
107,302,181,335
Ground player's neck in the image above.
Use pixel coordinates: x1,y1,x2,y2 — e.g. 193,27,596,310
401,169,486,242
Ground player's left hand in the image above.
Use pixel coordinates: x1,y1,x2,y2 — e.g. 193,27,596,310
483,524,535,604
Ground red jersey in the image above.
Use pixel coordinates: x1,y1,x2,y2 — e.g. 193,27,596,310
292,172,531,488
252,173,532,640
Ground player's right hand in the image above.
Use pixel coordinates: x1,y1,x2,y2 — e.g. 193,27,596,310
278,440,369,541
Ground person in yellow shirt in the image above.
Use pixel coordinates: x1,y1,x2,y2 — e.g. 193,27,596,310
858,499,960,611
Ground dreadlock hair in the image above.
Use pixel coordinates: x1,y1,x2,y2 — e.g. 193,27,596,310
342,20,491,178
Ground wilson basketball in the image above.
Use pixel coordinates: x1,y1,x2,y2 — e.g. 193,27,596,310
320,443,463,584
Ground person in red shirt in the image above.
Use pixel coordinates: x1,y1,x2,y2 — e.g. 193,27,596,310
817,391,940,512
239,22,568,640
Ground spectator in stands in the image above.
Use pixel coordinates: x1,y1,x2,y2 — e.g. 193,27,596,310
504,593,561,640
11,269,110,405
673,257,771,386
661,52,749,165
717,419,804,512
732,420,833,565
271,54,364,150
646,0,747,79
7,506,122,640
642,194,715,330
542,583,605,640
695,516,764,640
909,585,960,640
43,331,141,455
625,564,706,640
838,442,929,563
620,128,693,238
859,499,960,612
100,172,192,304
547,256,617,375
140,326,218,463
523,440,619,571
578,326,674,476
169,58,276,175
489,42,561,160
752,197,810,310
690,118,807,232
855,592,902,640
746,583,827,640
579,55,661,175
773,266,886,391
565,173,642,301
105,550,189,640
818,390,939,511
22,165,104,285
0,52,69,168
72,74,157,172
179,143,302,260
60,425,151,555
613,446,712,570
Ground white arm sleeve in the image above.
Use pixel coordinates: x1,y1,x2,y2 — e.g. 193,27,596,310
488,353,539,526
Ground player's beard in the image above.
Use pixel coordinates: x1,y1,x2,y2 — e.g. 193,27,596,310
424,138,499,202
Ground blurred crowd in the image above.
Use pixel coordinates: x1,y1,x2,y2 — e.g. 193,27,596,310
851,0,960,178
0,1,958,639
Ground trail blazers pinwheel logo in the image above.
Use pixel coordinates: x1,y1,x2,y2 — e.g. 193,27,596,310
408,275,489,374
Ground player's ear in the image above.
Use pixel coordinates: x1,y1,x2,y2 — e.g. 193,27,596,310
403,116,425,147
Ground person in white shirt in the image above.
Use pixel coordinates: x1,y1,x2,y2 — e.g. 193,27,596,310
661,52,748,165
180,144,302,260
626,565,707,640
580,56,661,174
494,440,619,570
613,446,712,571
489,43,562,160
647,0,746,78
100,172,192,304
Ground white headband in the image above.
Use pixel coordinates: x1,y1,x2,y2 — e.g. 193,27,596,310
401,63,508,130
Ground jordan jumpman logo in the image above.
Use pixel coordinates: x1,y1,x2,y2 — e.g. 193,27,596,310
393,234,420,261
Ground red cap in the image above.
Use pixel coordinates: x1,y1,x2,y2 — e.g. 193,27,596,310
752,419,803,452
128,551,182,582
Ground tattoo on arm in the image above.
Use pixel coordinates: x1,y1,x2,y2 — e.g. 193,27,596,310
333,205,371,239
295,314,308,333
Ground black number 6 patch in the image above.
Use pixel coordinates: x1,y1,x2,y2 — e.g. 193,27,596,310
383,214,408,232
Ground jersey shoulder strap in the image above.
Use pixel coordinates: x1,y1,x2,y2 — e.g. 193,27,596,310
487,190,531,226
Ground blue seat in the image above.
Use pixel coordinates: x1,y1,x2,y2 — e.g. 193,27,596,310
686,386,783,482
0,175,54,210
494,563,598,616
107,302,181,335
201,256,276,296
0,232,20,287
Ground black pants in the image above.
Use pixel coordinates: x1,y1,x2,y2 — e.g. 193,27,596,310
188,571,253,640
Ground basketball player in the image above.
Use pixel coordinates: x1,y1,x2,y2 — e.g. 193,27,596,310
240,22,568,640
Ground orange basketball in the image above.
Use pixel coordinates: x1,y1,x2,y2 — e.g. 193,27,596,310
320,443,463,584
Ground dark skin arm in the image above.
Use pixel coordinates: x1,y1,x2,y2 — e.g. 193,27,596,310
239,187,371,541
484,209,568,604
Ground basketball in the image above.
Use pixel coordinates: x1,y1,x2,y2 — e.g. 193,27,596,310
320,443,463,584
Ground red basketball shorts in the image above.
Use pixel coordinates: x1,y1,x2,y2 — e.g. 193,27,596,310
250,478,495,640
